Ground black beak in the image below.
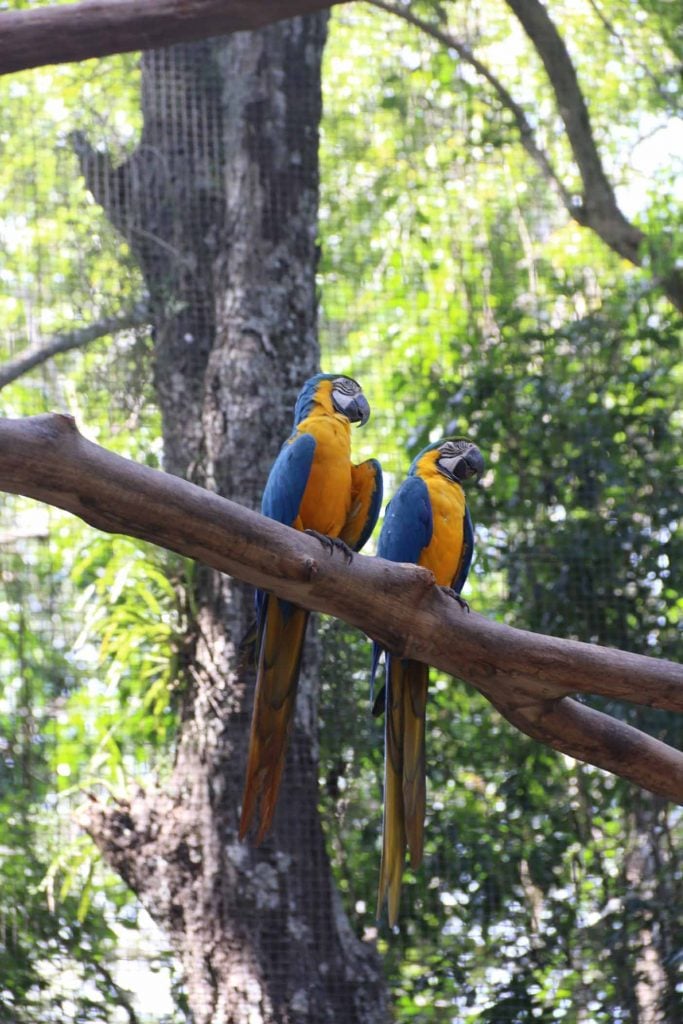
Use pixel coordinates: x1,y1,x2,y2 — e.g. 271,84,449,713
464,445,485,479
348,393,371,427
453,445,485,482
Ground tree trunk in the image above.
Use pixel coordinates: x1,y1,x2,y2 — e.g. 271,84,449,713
619,797,679,1024
74,19,388,1023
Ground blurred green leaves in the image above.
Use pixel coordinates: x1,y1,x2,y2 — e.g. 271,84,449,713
318,5,682,1020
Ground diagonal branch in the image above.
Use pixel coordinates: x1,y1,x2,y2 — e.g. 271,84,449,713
0,412,682,803
0,304,150,391
367,0,574,213
0,0,348,77
93,960,140,1024
503,0,643,263
369,0,683,312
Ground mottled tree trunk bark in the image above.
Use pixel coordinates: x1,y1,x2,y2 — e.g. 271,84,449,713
74,18,388,1024
620,798,679,1024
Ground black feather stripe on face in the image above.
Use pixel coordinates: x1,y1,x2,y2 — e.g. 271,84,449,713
331,377,370,425
438,439,470,459
331,376,361,395
436,440,484,483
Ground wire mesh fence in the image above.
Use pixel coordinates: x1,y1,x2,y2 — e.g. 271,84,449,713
0,4,681,1022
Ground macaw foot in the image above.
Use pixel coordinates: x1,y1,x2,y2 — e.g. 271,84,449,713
304,529,355,563
441,587,470,612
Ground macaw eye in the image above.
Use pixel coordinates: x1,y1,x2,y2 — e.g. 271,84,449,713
436,439,484,482
439,439,469,458
332,376,361,396
331,377,370,425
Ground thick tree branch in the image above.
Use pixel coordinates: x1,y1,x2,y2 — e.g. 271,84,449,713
0,0,346,76
503,0,644,262
0,304,149,391
1,413,682,802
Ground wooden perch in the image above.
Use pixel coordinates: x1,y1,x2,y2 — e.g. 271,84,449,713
1,412,682,802
0,0,346,76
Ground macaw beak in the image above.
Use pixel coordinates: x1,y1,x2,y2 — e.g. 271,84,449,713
463,445,485,479
450,445,485,482
334,390,371,426
350,393,371,427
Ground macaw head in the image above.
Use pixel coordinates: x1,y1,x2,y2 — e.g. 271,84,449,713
412,436,485,484
293,373,371,427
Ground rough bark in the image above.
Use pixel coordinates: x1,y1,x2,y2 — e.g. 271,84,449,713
617,798,679,1023
2,411,683,806
0,0,347,76
67,21,387,1024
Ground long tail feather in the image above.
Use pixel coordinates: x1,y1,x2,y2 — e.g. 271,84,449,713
377,658,406,926
377,658,428,925
239,597,308,843
402,660,428,869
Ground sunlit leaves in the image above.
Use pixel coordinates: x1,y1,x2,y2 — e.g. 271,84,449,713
0,0,681,1019
318,5,682,1020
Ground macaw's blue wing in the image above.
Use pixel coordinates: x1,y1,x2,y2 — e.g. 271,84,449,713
452,505,474,595
239,596,309,844
377,475,433,565
256,431,316,628
371,475,433,707
241,432,316,842
340,458,383,552
261,432,316,527
373,475,434,925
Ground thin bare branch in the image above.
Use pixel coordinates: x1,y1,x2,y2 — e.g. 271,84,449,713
0,528,50,544
585,0,677,110
0,304,150,391
93,960,140,1024
0,0,348,77
367,0,574,212
0,412,681,803
369,0,683,312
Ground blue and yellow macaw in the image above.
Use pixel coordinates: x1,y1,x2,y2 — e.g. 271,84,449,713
371,436,484,926
240,373,382,843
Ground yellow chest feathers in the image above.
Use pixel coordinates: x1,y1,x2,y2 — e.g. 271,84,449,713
415,459,466,587
293,408,353,535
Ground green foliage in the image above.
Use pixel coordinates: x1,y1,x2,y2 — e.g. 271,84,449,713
65,535,188,781
318,5,682,1020
0,48,184,1022
0,530,152,1022
0,0,681,1020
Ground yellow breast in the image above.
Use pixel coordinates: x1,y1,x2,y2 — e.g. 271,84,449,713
294,410,353,536
415,457,466,587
